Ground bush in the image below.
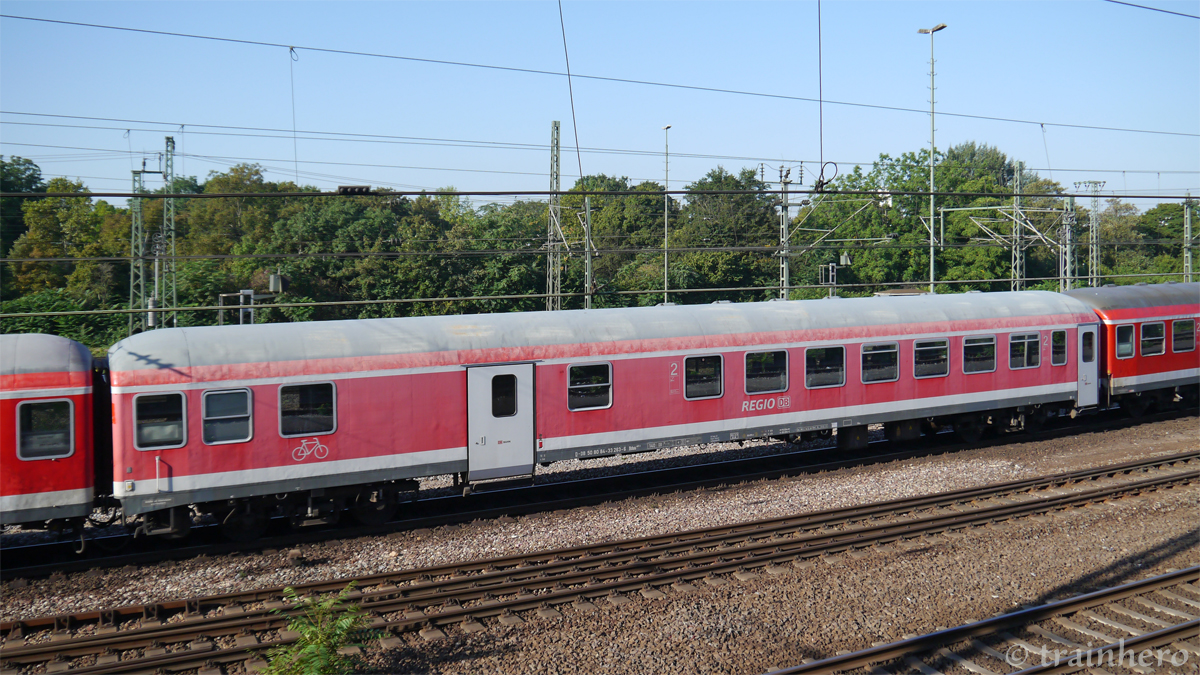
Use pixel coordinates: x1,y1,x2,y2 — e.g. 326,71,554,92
262,582,375,675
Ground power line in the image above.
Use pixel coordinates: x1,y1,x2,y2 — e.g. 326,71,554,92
1102,0,1200,19
1,15,1195,139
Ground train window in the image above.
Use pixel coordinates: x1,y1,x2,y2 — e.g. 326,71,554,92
684,355,723,400
279,383,336,437
805,346,845,389
1009,333,1041,370
134,392,187,450
1140,322,1165,356
913,339,949,379
1174,319,1196,352
16,399,74,460
963,336,996,374
1082,332,1095,362
746,351,788,394
202,389,252,445
1115,325,1134,359
491,375,517,417
861,343,898,383
1051,330,1068,366
568,364,611,411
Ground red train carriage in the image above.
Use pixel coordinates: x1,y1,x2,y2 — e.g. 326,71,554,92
0,334,96,529
106,290,1099,539
1064,282,1200,414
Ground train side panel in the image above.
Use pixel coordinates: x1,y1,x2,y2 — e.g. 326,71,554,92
0,334,95,526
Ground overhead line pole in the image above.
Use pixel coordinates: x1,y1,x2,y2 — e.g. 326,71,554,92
918,22,947,294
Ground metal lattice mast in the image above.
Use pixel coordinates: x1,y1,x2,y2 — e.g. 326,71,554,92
1011,163,1024,291
1075,181,1105,286
778,166,791,299
1059,196,1077,291
1185,195,1193,283
546,121,563,311
128,169,147,335
162,137,177,327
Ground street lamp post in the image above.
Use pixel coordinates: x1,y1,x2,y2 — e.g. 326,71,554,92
663,125,671,304
918,22,946,294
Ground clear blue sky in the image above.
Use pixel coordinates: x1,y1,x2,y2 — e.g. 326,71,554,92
2,1,1197,209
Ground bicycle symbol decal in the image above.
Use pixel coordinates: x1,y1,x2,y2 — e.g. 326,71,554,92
291,438,330,462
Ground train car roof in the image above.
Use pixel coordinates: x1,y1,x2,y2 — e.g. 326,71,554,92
1062,282,1199,312
0,333,93,379
108,290,1095,374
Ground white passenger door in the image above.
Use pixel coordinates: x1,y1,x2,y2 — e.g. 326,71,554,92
1078,325,1099,407
466,364,535,482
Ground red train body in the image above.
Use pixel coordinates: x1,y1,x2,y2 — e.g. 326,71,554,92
2,283,1196,537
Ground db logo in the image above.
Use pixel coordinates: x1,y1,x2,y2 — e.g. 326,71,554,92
741,396,791,412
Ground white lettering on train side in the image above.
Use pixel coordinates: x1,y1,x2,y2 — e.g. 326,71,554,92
741,396,790,412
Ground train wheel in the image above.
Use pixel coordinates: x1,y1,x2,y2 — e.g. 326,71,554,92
350,489,398,526
221,506,268,542
953,415,984,444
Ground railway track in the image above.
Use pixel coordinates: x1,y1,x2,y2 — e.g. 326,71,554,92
2,450,1195,675
769,566,1200,675
3,409,1191,581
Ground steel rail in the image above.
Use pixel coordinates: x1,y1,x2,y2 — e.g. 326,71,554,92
2,462,1193,674
4,449,1192,635
766,567,1200,675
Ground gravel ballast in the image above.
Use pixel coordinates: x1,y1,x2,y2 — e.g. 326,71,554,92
1,416,1196,673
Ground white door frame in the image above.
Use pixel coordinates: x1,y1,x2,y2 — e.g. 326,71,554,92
466,363,535,482
1078,324,1099,407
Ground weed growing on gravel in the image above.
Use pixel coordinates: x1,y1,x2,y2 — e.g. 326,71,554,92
261,581,376,675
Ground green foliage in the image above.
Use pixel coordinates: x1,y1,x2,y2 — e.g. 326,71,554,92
0,288,127,351
1,155,45,259
261,582,374,675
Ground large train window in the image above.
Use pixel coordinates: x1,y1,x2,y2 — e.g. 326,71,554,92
568,363,612,411
1115,325,1134,359
1140,322,1165,356
861,343,898,383
203,389,253,445
746,351,788,394
16,399,74,460
913,339,949,379
1051,330,1068,366
963,336,996,374
1173,319,1196,352
279,383,336,437
805,346,845,388
134,392,187,450
1009,333,1040,370
684,355,723,400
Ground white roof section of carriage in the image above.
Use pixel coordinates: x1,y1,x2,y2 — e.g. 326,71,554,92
1,333,92,378
107,291,1098,373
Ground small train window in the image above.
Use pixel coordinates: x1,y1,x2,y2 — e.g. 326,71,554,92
135,392,187,450
913,339,949,379
746,351,788,394
684,355,723,400
491,375,517,417
1174,319,1196,353
1141,322,1165,356
568,364,612,411
17,399,74,460
1115,325,1134,359
963,336,996,374
805,346,845,389
1009,333,1040,370
280,383,336,437
203,389,253,445
1051,330,1067,366
861,343,898,383
1082,331,1095,363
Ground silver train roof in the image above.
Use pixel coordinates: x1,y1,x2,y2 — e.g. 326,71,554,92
107,290,1095,372
1,333,93,377
1063,282,1199,311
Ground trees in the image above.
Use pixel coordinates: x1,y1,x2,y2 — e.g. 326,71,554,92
1,156,45,259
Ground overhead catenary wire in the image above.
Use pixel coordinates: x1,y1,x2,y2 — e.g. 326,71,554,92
1,14,1195,139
